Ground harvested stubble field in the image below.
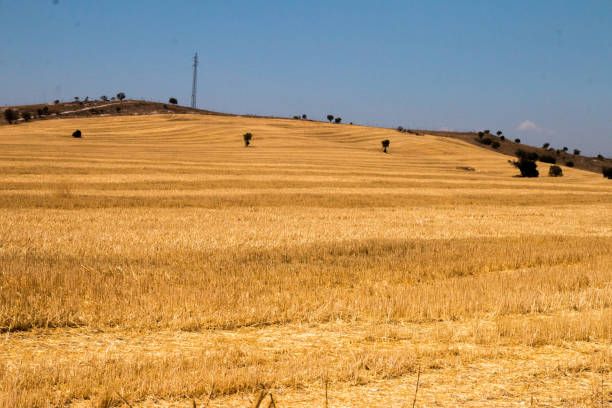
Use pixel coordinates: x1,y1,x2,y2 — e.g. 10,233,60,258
0,114,611,407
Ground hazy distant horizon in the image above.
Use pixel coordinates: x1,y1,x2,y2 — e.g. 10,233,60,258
1,0,611,156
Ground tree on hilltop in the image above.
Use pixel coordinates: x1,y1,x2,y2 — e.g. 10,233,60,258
326,114,334,123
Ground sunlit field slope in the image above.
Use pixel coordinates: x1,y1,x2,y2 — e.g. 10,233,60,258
1,114,611,407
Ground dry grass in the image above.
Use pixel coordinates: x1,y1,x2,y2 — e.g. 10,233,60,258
0,114,610,407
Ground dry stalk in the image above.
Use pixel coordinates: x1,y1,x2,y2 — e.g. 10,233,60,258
252,390,267,408
412,366,421,408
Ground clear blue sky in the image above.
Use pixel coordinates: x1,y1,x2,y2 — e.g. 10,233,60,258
1,0,611,155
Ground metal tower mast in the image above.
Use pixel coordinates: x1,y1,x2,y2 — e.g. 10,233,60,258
191,52,198,108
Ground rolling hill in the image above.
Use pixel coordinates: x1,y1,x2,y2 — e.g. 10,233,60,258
0,112,611,407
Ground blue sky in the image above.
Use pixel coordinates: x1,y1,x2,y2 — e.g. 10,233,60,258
1,0,611,155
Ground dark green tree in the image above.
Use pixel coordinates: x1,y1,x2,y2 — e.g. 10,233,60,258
243,132,253,147
381,139,390,153
3,109,18,124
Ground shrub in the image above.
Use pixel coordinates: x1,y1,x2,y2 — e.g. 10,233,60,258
539,154,556,164
292,115,299,119
596,154,604,160
326,114,334,123
243,132,253,147
116,107,121,113
499,135,505,141
516,149,539,161
381,139,390,153
496,131,502,136
302,114,307,119
514,138,520,143
22,112,32,121
511,158,539,177
54,99,60,105
565,161,575,167
603,167,612,179
491,141,501,149
484,130,490,135
562,147,568,152
397,126,404,132
549,165,563,177
116,92,126,101
573,149,581,155
480,138,492,145
3,109,18,124
478,131,484,139
334,117,342,124
100,95,109,102
72,129,82,138
169,97,178,105
542,142,550,149
163,104,168,109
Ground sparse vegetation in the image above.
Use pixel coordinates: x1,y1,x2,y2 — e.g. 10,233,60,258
548,165,563,177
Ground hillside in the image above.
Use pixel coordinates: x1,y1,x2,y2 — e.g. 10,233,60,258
1,114,611,407
2,100,610,175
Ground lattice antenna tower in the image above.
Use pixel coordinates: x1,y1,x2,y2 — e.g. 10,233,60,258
191,52,198,108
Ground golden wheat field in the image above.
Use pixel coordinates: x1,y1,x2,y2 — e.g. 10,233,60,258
0,113,611,407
